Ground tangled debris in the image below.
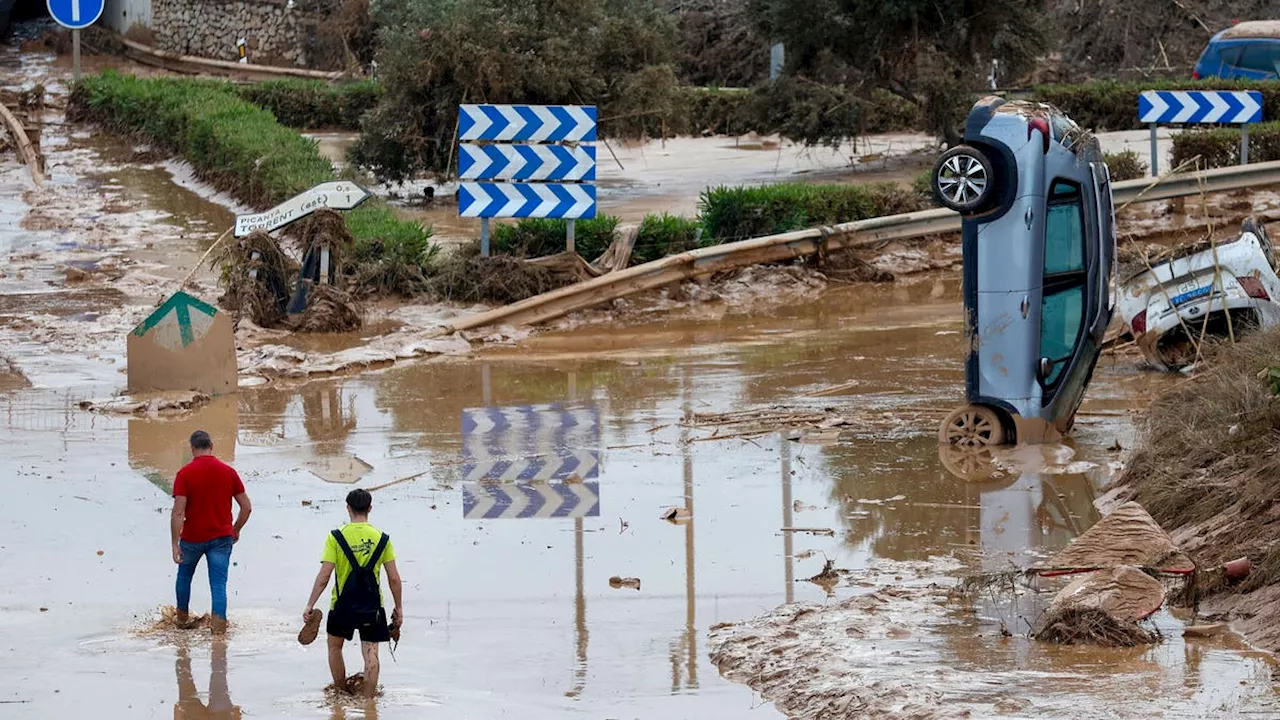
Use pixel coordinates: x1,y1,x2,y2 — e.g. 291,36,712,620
1113,326,1280,652
0,355,29,393
688,405,943,442
216,230,295,328
1031,566,1164,647
215,213,363,333
426,242,572,304
288,284,362,333
78,390,212,415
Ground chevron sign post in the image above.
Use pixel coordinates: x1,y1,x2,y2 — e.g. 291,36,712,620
456,104,597,255
1138,90,1263,175
462,481,600,519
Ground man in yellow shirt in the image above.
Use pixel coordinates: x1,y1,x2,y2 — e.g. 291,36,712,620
303,489,403,697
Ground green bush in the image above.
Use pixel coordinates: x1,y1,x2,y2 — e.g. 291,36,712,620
69,72,433,295
632,213,703,264
698,182,927,243
236,79,381,130
1030,80,1280,132
1103,149,1148,181
492,216,622,260
1171,122,1280,170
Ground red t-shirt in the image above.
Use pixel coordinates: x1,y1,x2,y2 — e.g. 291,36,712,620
173,455,245,543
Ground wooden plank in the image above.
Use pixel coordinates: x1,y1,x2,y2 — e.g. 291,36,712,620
0,101,43,186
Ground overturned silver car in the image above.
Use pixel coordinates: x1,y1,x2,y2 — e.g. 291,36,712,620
1118,218,1280,371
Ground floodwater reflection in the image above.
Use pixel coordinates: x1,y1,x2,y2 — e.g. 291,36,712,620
174,640,240,720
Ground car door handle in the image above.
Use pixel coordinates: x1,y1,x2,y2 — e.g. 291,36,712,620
1025,207,1034,230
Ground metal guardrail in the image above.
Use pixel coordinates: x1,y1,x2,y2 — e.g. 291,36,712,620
449,160,1280,333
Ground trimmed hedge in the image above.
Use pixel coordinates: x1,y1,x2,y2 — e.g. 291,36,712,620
1030,80,1280,133
492,216,622,261
69,72,433,294
699,182,927,243
632,213,703,264
1103,149,1148,181
235,79,382,130
1171,122,1280,169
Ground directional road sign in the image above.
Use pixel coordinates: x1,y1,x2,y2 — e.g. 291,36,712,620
459,144,596,182
458,182,595,219
47,0,105,30
133,291,220,351
127,291,236,395
1138,90,1263,124
462,404,600,482
458,104,597,142
463,481,600,519
234,181,372,237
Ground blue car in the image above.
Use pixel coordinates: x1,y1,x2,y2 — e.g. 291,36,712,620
1193,21,1280,80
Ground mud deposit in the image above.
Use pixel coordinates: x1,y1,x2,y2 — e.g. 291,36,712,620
4,38,1280,720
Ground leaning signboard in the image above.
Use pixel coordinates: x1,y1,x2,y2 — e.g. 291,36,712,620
234,181,372,237
127,291,236,395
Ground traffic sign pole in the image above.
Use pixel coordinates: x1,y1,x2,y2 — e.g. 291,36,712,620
566,219,575,254
72,29,80,80
1150,124,1158,177
480,217,491,257
1242,126,1250,166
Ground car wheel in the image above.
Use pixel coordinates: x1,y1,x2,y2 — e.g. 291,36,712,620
932,145,995,213
938,404,1007,447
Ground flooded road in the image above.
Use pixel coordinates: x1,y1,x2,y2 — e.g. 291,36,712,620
4,280,1279,718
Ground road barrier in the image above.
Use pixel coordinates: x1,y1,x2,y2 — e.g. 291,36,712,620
446,159,1280,334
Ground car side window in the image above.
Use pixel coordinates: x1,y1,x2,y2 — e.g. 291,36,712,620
1040,180,1088,387
1234,42,1280,73
1218,45,1244,69
1044,181,1085,275
1040,287,1084,385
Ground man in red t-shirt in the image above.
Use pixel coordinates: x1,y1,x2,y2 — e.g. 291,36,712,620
171,430,252,633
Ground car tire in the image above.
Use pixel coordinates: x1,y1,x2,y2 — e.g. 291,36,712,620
938,404,1007,447
932,145,995,213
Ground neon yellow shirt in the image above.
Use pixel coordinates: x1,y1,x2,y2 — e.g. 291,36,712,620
320,522,396,609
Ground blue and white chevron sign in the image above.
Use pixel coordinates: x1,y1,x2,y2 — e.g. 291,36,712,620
459,182,596,219
462,404,601,482
459,144,596,181
458,104,597,142
1138,90,1263,124
462,481,600,519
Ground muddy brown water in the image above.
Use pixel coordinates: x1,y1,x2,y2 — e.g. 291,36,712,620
2,41,1278,719
4,281,1279,718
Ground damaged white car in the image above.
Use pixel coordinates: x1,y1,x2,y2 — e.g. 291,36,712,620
1118,218,1280,371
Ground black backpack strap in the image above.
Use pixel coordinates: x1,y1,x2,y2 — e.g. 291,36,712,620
331,529,361,568
364,533,390,570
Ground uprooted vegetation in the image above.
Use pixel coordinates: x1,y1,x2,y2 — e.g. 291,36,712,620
1112,327,1280,651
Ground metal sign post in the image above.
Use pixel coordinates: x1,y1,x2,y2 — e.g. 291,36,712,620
1139,90,1264,176
456,104,598,258
47,0,105,80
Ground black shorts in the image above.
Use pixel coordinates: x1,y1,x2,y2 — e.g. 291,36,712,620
326,608,390,643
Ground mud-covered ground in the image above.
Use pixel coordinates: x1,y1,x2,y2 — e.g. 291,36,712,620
5,39,1280,720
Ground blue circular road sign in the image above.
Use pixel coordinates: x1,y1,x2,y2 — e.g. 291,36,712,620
46,0,105,30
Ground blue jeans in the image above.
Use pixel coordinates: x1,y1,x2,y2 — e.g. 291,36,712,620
176,536,234,619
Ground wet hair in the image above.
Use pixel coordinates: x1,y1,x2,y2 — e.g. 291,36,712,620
346,488,372,514
190,430,213,450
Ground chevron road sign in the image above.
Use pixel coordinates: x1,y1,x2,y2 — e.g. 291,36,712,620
459,144,597,181
1138,90,1263,124
463,481,600,519
459,104,598,142
462,404,600,482
459,182,596,219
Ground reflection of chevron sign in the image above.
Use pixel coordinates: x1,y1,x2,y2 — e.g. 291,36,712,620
459,144,596,181
458,105,597,142
463,481,600,519
1138,90,1263,124
462,404,600,482
458,182,596,219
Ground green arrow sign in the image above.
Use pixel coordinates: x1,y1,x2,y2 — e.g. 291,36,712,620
132,291,219,351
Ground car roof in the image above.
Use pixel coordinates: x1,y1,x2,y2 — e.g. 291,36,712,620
1218,21,1280,41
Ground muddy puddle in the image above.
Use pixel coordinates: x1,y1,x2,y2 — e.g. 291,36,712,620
6,275,1279,718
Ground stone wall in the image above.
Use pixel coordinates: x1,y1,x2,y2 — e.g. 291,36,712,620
151,0,328,68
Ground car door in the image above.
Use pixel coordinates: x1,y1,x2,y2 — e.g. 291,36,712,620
1227,40,1280,80
1038,179,1089,398
1090,161,1116,329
